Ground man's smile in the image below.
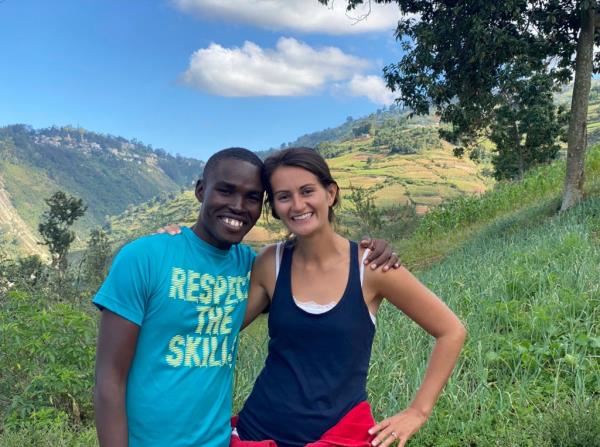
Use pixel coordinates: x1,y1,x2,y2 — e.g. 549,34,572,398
220,216,245,231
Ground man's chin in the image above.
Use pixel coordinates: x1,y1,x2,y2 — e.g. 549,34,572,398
219,229,249,246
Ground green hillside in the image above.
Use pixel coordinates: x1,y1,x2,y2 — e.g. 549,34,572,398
3,80,600,260
258,103,436,154
106,139,492,247
0,125,204,257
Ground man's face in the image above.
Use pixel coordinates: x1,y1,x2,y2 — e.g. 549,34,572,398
195,159,264,249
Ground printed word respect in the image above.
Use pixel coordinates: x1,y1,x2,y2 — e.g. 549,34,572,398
168,268,249,305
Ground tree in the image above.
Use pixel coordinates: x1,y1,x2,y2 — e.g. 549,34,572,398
38,191,87,272
352,122,373,137
347,185,382,235
326,0,598,210
82,228,112,290
488,72,568,180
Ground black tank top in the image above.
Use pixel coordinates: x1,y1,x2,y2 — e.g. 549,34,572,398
236,240,376,447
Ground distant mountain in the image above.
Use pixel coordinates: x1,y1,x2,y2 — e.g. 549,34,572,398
258,104,436,156
0,125,204,257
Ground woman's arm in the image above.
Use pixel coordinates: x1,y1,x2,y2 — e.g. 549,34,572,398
241,245,275,330
366,267,467,447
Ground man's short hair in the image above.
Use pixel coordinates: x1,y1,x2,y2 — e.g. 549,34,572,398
201,147,264,183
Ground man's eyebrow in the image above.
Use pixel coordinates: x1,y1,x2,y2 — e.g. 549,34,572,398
213,180,234,188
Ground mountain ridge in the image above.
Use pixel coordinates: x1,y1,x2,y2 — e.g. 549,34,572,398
0,124,204,257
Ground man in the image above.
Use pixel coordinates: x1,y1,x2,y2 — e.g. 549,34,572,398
93,147,397,446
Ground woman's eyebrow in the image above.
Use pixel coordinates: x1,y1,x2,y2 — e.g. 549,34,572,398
274,183,317,194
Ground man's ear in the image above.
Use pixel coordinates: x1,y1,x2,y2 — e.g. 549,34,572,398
195,179,204,203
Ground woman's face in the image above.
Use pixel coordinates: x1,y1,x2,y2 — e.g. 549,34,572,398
270,166,337,237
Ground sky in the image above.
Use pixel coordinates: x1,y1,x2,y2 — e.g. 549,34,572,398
0,0,404,161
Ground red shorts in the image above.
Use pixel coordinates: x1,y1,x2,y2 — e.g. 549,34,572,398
230,401,376,447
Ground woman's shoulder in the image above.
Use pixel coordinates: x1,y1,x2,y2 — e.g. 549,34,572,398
252,244,283,289
252,243,280,279
256,243,278,262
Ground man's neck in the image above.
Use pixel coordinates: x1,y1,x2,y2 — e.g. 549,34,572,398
191,221,231,251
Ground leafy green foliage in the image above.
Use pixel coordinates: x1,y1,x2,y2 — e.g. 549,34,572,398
315,141,348,159
352,122,372,137
489,73,568,180
333,0,594,197
346,185,383,235
374,119,443,155
0,289,97,430
81,229,112,291
38,192,87,271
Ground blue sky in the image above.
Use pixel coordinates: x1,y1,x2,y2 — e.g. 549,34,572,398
0,0,403,161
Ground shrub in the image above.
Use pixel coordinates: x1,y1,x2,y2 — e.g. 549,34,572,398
0,289,97,429
535,400,600,447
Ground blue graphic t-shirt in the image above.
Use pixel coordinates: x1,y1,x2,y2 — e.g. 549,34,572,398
93,227,255,447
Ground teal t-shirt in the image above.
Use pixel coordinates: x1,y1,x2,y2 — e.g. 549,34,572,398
93,227,256,447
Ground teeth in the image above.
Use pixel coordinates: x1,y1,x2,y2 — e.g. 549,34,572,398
223,217,243,228
292,212,312,221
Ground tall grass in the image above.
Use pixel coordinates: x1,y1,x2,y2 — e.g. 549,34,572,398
394,146,600,268
416,146,600,240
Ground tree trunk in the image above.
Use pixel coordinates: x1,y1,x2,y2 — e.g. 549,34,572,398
561,4,596,212
514,120,524,180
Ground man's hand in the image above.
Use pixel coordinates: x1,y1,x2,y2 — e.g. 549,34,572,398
156,223,182,235
360,237,401,272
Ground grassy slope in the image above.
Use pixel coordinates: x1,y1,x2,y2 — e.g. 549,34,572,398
369,198,599,446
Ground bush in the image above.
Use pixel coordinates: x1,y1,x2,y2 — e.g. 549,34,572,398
0,289,97,430
536,400,600,446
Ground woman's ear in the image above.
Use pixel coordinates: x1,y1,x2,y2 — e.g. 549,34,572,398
326,183,339,207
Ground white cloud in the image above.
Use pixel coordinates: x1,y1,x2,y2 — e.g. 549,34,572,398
172,0,400,35
181,37,370,96
347,74,396,105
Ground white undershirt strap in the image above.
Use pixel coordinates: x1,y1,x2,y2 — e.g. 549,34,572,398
275,242,283,280
359,248,370,287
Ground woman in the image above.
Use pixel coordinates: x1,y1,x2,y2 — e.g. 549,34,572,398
233,147,466,447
